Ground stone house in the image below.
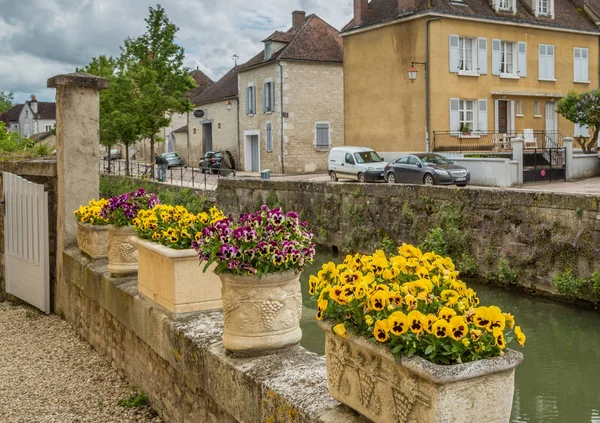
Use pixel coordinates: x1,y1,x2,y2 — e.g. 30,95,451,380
134,68,214,164
187,66,241,167
0,95,56,138
237,11,344,174
344,0,600,156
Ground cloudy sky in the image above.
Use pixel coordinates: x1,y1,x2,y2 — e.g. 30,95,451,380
0,0,353,104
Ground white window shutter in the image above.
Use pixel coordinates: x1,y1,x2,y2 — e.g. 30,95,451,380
492,39,501,75
478,38,488,74
517,42,527,77
538,45,546,79
574,48,581,82
478,99,488,133
582,48,589,82
450,98,460,135
449,35,460,73
547,45,555,79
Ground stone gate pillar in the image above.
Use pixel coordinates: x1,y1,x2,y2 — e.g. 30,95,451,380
512,137,524,185
47,73,108,310
563,137,574,181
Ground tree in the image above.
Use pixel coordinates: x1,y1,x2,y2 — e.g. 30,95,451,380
556,90,600,153
0,91,14,114
120,4,195,164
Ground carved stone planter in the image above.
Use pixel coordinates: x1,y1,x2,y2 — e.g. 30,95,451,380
107,225,138,276
219,270,302,355
77,221,108,259
319,321,523,423
135,238,222,317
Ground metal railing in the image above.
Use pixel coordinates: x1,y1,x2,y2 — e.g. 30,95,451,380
98,158,236,191
432,130,565,153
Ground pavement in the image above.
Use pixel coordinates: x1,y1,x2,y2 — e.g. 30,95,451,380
511,177,600,194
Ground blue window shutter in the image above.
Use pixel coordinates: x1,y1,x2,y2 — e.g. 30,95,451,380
449,35,460,73
270,82,275,111
492,39,501,76
478,38,488,75
262,84,267,113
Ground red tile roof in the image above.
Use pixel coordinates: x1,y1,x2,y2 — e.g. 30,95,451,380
0,104,23,124
186,69,214,101
191,66,240,106
343,0,600,33
240,14,343,72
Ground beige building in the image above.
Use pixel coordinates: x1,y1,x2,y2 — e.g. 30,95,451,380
188,66,241,167
344,0,600,155
237,11,344,174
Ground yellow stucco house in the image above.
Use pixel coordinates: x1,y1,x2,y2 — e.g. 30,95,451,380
344,0,600,154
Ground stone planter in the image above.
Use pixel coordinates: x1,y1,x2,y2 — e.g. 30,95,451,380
318,321,523,423
77,221,108,259
135,238,222,317
107,225,138,276
219,270,303,355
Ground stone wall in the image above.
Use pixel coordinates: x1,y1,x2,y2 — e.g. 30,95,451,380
0,160,58,306
217,179,600,293
58,249,366,423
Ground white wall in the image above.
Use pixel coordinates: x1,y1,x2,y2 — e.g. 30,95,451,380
570,154,599,179
450,158,519,187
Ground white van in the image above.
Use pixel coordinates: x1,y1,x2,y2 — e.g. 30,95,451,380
328,147,387,183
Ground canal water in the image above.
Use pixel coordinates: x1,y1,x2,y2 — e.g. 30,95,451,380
299,250,600,423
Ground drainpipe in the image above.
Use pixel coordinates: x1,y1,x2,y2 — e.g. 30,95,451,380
277,58,285,174
425,18,441,153
236,98,241,171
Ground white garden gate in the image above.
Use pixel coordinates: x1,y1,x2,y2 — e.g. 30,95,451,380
3,172,50,313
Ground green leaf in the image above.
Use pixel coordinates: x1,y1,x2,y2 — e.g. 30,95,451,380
407,348,416,357
425,345,434,355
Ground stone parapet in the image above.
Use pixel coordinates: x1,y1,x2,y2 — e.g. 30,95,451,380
59,248,367,423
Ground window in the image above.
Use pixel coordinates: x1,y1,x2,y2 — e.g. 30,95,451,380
459,38,474,72
574,123,590,138
266,123,273,152
263,81,274,113
574,48,589,83
500,42,514,74
538,44,555,80
193,128,197,134
354,151,383,164
499,0,512,11
345,153,355,165
516,100,523,116
406,156,420,166
459,100,475,132
538,0,549,14
265,42,272,60
316,123,329,150
45,125,52,131
246,85,256,115
534,101,541,117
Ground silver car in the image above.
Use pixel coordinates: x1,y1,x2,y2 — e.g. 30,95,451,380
384,153,470,187
162,152,184,168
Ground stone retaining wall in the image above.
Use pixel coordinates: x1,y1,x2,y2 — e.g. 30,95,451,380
0,160,58,305
58,248,366,423
217,180,600,292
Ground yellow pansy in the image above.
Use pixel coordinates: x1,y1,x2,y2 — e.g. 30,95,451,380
373,320,389,342
333,323,348,338
514,326,526,346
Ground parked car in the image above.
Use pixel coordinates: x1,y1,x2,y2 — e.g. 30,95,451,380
161,152,184,168
103,149,121,160
384,153,470,187
199,151,236,174
328,147,387,183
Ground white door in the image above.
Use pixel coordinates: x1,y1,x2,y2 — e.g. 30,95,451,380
3,172,50,313
545,102,557,146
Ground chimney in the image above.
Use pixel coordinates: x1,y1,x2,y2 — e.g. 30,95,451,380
354,0,368,26
398,0,415,14
30,94,38,114
292,10,306,32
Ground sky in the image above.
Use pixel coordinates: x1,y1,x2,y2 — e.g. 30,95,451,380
0,0,353,104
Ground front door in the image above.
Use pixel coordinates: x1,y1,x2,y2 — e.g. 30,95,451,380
202,123,213,153
545,102,557,146
498,101,508,134
251,136,259,172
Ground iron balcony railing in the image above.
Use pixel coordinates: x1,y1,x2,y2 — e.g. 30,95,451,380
432,130,565,153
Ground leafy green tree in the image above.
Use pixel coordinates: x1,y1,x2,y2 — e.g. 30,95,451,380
556,90,600,153
120,4,195,163
0,91,14,114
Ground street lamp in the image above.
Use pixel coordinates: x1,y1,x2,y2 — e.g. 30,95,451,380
226,100,232,112
407,66,418,83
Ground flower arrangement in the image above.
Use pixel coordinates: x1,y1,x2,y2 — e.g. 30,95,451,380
134,205,225,250
101,189,160,228
193,205,316,276
311,244,526,365
74,199,110,226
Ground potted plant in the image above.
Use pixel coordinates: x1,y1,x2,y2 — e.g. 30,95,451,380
101,188,160,275
194,205,316,355
133,205,226,316
74,198,110,259
460,122,472,136
311,245,525,423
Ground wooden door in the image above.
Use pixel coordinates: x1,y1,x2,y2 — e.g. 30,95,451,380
498,101,508,134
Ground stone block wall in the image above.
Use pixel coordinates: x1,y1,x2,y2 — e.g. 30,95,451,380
0,160,58,306
217,179,600,292
58,249,366,423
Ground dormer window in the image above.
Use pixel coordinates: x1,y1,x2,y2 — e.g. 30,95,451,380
265,42,272,60
538,0,548,14
492,0,516,13
534,0,553,17
499,0,511,10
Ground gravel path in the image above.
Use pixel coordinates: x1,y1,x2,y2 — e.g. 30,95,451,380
0,301,162,423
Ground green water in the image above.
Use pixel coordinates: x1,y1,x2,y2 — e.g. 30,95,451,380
299,250,600,423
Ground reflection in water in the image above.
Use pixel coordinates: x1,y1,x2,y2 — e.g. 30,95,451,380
299,249,600,423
